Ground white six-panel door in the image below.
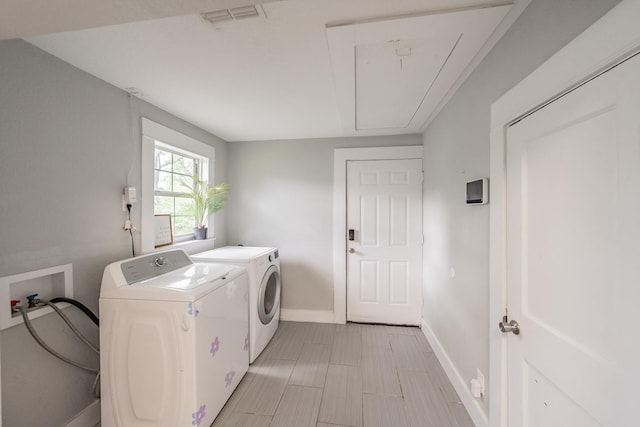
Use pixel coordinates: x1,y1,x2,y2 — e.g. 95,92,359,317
346,159,422,325
505,53,640,426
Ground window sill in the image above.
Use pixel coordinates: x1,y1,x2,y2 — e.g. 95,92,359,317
143,237,216,256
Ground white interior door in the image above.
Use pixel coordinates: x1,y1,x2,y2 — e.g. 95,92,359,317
504,53,640,426
346,158,422,325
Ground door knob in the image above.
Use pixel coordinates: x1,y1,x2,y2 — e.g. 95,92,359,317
348,248,355,253
498,317,520,335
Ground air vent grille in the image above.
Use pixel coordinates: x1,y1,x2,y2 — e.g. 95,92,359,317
230,6,260,19
201,5,264,24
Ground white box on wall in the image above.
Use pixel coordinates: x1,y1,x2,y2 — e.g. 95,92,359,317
0,263,73,330
466,178,489,205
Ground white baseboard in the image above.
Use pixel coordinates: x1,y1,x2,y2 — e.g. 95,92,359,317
280,308,335,323
421,319,488,427
65,399,100,427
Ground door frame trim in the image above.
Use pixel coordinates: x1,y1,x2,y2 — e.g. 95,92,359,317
332,146,423,324
489,2,640,426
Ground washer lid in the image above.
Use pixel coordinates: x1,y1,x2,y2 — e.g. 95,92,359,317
137,263,236,290
192,246,275,262
103,262,241,301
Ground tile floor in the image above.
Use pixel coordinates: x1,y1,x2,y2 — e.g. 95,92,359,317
212,321,475,427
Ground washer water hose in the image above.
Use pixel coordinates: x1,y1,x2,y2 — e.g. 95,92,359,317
18,298,100,398
50,297,99,327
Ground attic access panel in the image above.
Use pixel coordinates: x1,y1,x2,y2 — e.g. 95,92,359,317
355,34,460,130
327,4,511,134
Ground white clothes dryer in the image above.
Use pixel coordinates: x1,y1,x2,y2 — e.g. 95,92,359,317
100,249,249,427
192,246,280,363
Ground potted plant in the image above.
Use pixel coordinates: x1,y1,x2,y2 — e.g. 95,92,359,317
185,175,229,240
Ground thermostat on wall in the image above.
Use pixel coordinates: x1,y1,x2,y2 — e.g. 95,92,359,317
466,178,488,205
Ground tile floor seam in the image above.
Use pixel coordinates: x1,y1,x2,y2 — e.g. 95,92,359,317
212,321,473,427
315,346,336,427
270,362,295,420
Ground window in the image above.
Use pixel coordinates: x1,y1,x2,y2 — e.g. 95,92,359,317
141,118,216,253
153,144,199,237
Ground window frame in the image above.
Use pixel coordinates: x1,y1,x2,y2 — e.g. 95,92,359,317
141,118,215,253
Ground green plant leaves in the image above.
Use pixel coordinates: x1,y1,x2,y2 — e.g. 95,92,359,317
183,175,229,228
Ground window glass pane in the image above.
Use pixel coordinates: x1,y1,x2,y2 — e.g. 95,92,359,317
154,149,172,171
153,141,206,240
174,216,194,236
174,196,194,217
155,171,172,191
173,174,193,193
154,196,173,214
173,155,195,176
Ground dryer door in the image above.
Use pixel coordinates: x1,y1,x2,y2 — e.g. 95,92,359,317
257,264,281,325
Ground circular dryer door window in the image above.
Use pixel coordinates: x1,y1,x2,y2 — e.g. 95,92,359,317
258,265,281,325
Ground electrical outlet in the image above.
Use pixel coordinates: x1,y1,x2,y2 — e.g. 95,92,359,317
470,368,485,399
477,368,485,394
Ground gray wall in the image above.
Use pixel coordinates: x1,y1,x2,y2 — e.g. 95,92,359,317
421,0,620,416
226,135,422,313
0,39,228,426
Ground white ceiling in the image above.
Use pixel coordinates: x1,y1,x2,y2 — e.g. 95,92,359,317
4,0,528,142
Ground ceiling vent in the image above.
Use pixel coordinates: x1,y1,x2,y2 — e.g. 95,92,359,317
201,5,266,25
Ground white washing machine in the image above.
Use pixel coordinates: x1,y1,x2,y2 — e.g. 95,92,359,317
100,249,249,427
192,246,280,363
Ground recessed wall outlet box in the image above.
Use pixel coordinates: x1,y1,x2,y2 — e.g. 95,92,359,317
0,264,73,330
466,178,488,205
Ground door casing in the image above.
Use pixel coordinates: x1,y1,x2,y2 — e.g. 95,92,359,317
489,1,640,426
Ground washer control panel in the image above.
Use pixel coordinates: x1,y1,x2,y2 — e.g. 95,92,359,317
120,250,192,285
